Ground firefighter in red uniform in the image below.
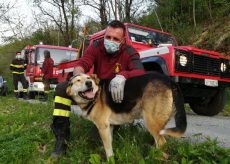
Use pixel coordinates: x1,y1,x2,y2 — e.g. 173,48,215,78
10,52,29,99
41,50,54,101
50,20,146,158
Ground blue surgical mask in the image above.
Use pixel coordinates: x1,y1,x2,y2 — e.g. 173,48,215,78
104,39,121,54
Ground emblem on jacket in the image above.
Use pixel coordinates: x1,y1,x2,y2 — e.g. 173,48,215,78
114,63,122,73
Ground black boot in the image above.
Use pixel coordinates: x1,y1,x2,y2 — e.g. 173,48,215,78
15,92,19,99
40,93,48,101
50,118,70,159
51,136,68,158
23,92,29,100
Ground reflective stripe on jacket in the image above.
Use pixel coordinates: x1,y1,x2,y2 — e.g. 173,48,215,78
53,81,73,117
10,59,26,74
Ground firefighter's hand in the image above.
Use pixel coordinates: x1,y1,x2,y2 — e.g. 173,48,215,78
73,66,85,75
109,75,126,103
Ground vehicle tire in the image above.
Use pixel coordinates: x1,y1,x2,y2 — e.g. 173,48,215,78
189,88,226,116
29,91,36,99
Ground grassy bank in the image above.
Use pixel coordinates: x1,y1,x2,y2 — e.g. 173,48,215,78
0,94,230,164
224,89,230,115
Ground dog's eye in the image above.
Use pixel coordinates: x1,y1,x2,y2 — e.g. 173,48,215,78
77,79,81,82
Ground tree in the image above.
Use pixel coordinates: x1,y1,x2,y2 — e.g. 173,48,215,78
0,2,19,42
81,0,151,29
33,0,81,46
193,0,196,28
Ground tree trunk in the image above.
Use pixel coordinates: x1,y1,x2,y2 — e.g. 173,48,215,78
193,0,196,28
99,0,107,29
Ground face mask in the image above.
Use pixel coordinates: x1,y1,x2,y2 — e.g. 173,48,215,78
104,39,121,54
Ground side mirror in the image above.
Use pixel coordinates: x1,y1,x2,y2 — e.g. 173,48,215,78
3,80,7,83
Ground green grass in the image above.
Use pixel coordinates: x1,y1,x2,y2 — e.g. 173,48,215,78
0,94,230,164
224,89,230,116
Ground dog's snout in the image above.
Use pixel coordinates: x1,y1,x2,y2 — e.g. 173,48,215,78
85,80,92,88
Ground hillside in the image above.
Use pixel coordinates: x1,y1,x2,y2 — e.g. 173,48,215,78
192,18,230,56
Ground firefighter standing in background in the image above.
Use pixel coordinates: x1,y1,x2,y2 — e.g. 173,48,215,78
10,52,29,99
41,50,54,101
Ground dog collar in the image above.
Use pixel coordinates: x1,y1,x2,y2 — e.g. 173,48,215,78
85,100,96,115
83,92,98,115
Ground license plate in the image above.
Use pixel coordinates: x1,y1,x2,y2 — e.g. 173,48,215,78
205,79,218,87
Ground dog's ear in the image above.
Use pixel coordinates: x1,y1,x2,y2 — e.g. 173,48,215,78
90,74,100,85
66,82,73,96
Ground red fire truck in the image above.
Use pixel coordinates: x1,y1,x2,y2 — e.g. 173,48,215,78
20,44,78,99
57,23,230,116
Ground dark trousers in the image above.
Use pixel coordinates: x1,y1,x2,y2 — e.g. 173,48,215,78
43,78,51,93
51,116,70,143
13,74,28,91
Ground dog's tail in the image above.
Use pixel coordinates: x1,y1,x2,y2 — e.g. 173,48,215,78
160,83,187,137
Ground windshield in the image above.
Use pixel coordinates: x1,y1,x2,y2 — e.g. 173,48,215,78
128,26,177,46
36,48,77,66
0,76,3,83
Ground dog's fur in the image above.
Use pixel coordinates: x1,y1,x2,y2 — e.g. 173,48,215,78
66,72,187,158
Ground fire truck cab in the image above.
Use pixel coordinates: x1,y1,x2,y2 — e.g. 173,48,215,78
57,23,230,116
21,44,78,99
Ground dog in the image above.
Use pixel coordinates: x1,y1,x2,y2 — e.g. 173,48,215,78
66,72,187,158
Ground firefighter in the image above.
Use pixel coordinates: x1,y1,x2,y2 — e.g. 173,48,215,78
41,50,54,101
10,52,29,99
50,20,146,158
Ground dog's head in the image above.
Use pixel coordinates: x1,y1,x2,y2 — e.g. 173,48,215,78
66,73,100,104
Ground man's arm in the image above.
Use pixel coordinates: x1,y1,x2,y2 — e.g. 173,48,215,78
109,49,145,103
73,42,98,75
118,52,145,79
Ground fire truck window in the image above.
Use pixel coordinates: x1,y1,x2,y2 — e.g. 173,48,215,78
36,48,77,66
127,26,177,46
30,50,36,65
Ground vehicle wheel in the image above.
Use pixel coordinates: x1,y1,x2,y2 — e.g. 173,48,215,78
189,88,226,116
29,91,36,99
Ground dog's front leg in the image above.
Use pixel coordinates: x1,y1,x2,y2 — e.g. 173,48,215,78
97,123,113,158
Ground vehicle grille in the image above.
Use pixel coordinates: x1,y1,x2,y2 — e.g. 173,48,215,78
193,55,220,76
175,49,230,78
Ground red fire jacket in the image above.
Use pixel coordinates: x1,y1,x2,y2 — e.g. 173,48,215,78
76,39,145,79
42,57,54,79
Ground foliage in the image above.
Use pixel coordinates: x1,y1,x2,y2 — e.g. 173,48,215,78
0,95,229,163
137,0,230,49
32,0,81,46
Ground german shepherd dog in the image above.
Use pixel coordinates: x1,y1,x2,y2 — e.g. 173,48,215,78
66,72,187,158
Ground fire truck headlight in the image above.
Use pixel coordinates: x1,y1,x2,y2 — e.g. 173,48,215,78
220,63,227,72
179,55,188,67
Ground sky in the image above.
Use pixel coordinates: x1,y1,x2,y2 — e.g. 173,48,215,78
0,0,96,45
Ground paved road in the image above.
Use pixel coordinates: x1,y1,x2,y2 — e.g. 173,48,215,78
165,112,230,148
73,105,230,148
